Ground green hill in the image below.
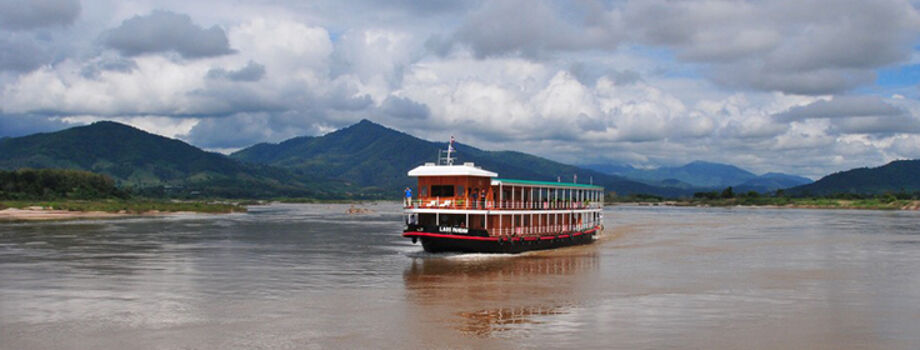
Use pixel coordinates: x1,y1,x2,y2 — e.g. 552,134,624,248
0,121,346,198
787,160,920,196
232,119,686,197
586,160,811,192
620,161,757,188
735,173,812,193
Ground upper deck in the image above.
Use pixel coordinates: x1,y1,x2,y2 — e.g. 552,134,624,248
406,162,604,212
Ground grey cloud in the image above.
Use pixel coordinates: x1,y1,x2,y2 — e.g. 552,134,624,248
570,63,641,86
183,112,330,149
713,66,876,95
0,113,71,138
379,0,476,15
0,0,80,30
631,0,920,94
447,0,623,58
324,92,373,112
0,34,49,72
381,96,430,120
773,96,904,123
183,113,273,149
575,113,605,131
830,115,920,135
101,10,235,59
207,61,266,82
442,0,920,94
80,56,138,79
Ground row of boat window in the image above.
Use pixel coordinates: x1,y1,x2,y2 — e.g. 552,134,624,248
419,184,598,200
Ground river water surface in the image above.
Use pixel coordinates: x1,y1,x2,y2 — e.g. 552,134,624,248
1,203,918,349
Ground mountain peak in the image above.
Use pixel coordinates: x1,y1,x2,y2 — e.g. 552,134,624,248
73,120,155,138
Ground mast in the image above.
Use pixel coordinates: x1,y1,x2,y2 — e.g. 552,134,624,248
438,136,456,166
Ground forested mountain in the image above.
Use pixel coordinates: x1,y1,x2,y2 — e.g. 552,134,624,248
734,173,813,193
0,122,347,198
232,119,687,196
787,160,920,195
584,160,811,191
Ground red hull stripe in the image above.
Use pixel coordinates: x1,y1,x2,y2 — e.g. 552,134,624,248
402,232,498,241
402,227,599,242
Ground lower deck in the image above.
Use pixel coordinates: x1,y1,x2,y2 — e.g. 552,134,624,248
403,226,599,254
404,210,602,238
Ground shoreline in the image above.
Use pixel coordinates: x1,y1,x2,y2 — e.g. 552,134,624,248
0,199,246,222
608,200,920,211
0,207,180,222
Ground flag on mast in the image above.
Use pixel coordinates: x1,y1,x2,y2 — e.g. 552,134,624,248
448,136,455,152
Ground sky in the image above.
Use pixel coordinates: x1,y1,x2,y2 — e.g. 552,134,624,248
2,0,920,179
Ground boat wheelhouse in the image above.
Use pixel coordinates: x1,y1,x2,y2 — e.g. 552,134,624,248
402,140,603,253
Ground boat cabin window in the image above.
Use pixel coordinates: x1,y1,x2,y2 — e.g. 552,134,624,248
420,186,428,197
457,185,464,196
431,185,455,197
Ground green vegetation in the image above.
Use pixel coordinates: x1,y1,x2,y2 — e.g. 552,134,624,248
0,169,244,214
0,121,351,198
787,160,920,196
231,119,682,197
2,120,918,202
1,168,129,200
607,186,920,210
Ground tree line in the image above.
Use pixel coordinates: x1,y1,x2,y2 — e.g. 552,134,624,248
0,169,129,200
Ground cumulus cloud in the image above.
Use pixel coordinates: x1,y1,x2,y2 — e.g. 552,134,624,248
830,115,920,135
0,113,72,138
444,0,623,58
0,34,50,72
2,0,920,179
774,96,905,122
0,0,80,30
439,0,920,95
101,11,235,59
381,95,430,120
206,61,265,82
773,95,920,136
80,56,138,79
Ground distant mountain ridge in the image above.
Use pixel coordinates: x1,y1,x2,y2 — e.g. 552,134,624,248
583,160,812,192
5,119,906,199
0,120,690,198
0,121,346,198
787,160,920,195
231,119,689,197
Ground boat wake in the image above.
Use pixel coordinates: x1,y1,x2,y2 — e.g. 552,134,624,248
404,250,516,260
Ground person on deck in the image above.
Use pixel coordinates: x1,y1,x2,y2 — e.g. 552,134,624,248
404,187,412,207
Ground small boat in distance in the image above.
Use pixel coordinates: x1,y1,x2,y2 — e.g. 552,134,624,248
402,138,603,253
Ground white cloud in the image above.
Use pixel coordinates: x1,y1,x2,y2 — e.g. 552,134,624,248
1,0,919,180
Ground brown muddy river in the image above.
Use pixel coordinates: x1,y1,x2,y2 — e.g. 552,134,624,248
1,203,918,349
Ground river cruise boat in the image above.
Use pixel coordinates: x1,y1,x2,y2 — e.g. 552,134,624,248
402,140,603,253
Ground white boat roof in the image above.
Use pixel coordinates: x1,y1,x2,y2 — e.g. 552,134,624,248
407,162,498,177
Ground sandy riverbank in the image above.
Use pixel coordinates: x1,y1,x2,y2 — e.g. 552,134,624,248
0,207,172,222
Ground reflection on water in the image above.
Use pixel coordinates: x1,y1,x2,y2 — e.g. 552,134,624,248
404,250,599,337
1,203,919,349
457,305,568,336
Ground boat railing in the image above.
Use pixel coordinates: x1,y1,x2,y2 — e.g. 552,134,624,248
406,199,603,210
490,223,597,237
